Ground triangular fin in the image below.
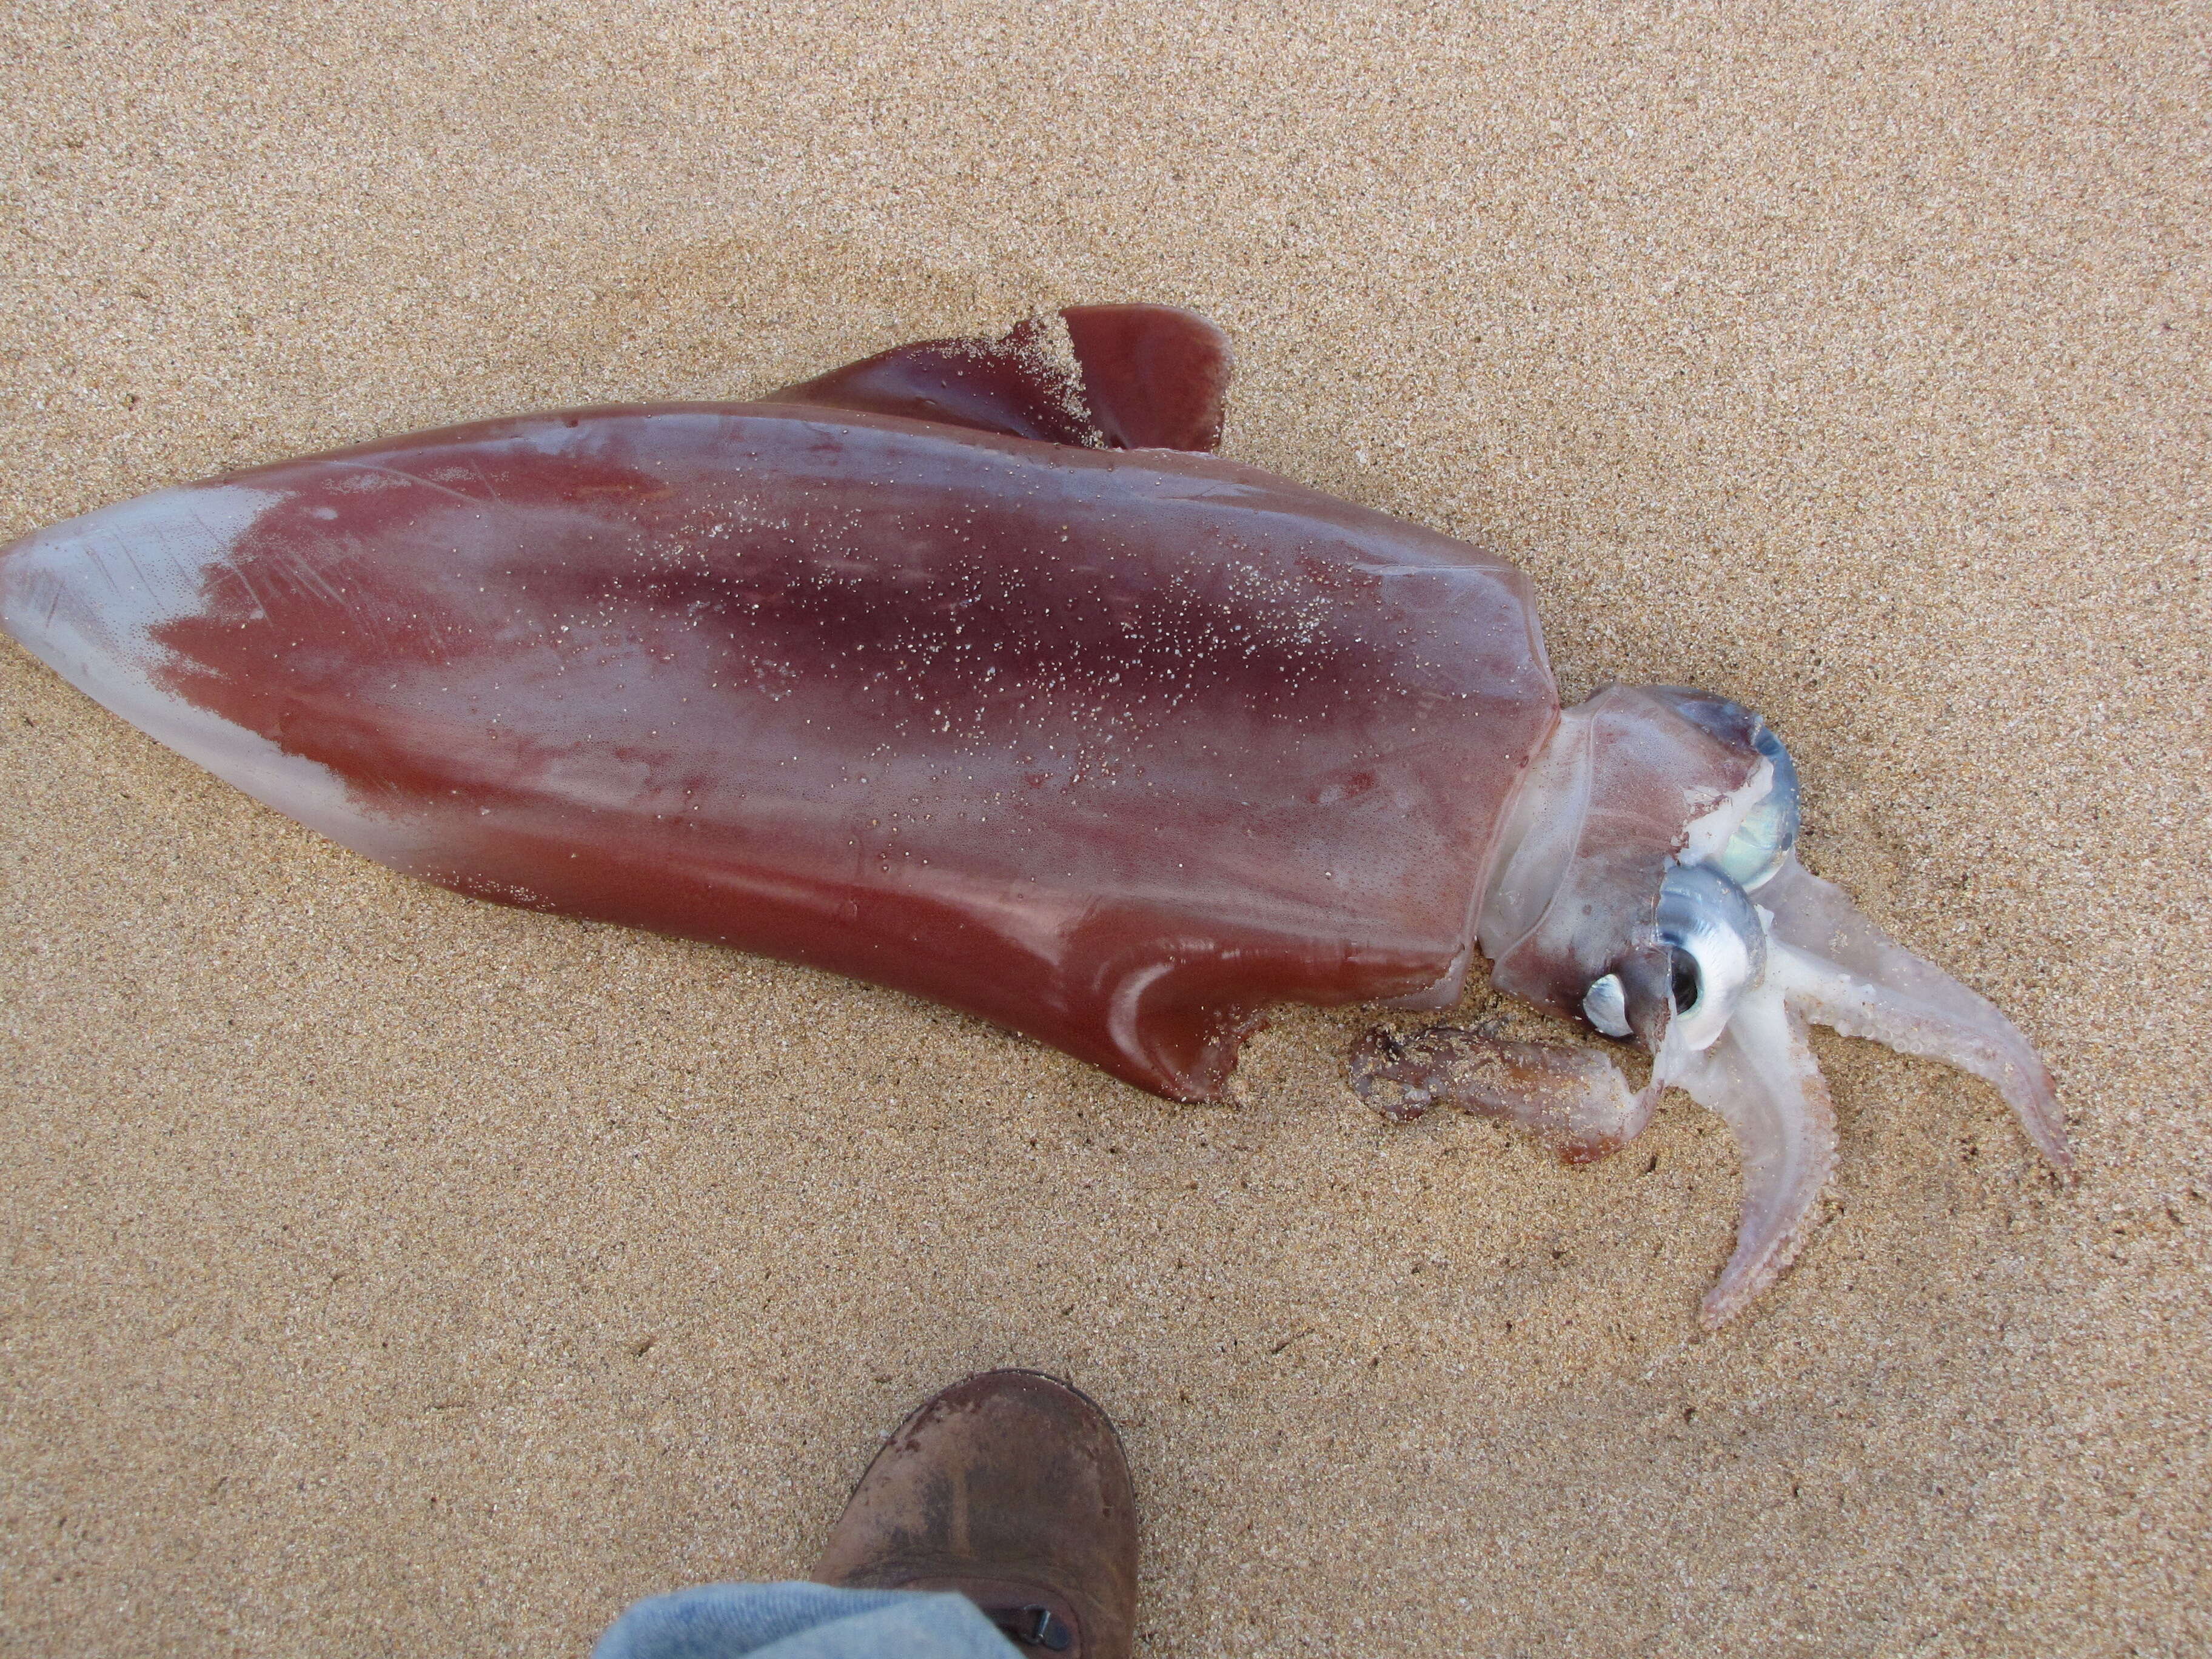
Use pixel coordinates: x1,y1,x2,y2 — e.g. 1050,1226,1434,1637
761,304,1232,452
1061,303,1232,452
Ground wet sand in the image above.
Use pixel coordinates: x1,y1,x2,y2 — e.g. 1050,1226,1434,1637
2,4,2207,1654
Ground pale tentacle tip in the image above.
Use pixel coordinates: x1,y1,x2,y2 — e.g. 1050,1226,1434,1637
1695,1211,1826,1331
2014,1061,2074,1175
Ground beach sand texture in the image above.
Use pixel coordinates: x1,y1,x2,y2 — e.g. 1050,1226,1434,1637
2,4,2206,1654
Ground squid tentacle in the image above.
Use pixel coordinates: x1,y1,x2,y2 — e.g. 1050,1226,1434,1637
1758,858,2068,1168
1355,853,2065,1323
1664,982,1837,1329
1350,1024,1663,1163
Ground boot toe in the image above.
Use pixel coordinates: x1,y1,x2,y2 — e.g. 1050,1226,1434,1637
814,1370,1138,1658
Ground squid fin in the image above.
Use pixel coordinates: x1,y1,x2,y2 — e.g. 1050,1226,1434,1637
1059,304,1233,452
762,304,1232,452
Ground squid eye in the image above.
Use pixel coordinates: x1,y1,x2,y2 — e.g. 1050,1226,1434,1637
1669,946,1702,1011
1656,863,1769,1051
1581,972,1632,1038
1716,723,1801,891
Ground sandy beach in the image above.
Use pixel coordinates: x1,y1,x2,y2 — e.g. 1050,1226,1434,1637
2,3,2207,1653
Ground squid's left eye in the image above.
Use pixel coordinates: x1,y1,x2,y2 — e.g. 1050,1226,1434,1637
1582,972,1632,1037
1656,863,1769,1050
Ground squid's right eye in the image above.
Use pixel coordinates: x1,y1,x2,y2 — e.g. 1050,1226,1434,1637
1669,946,1703,1012
1715,723,1801,892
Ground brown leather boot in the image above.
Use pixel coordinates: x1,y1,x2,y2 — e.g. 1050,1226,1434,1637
812,1370,1139,1657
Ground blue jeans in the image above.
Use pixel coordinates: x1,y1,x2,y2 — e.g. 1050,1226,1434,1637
594,1581,1021,1659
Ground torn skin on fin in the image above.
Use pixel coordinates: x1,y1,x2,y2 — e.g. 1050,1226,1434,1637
763,303,1233,452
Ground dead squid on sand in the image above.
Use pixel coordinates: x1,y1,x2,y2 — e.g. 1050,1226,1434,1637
0,304,2066,1324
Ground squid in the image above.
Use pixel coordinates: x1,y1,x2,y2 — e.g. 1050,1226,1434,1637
0,304,2066,1324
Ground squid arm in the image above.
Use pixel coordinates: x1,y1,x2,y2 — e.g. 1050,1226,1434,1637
1355,853,2066,1326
